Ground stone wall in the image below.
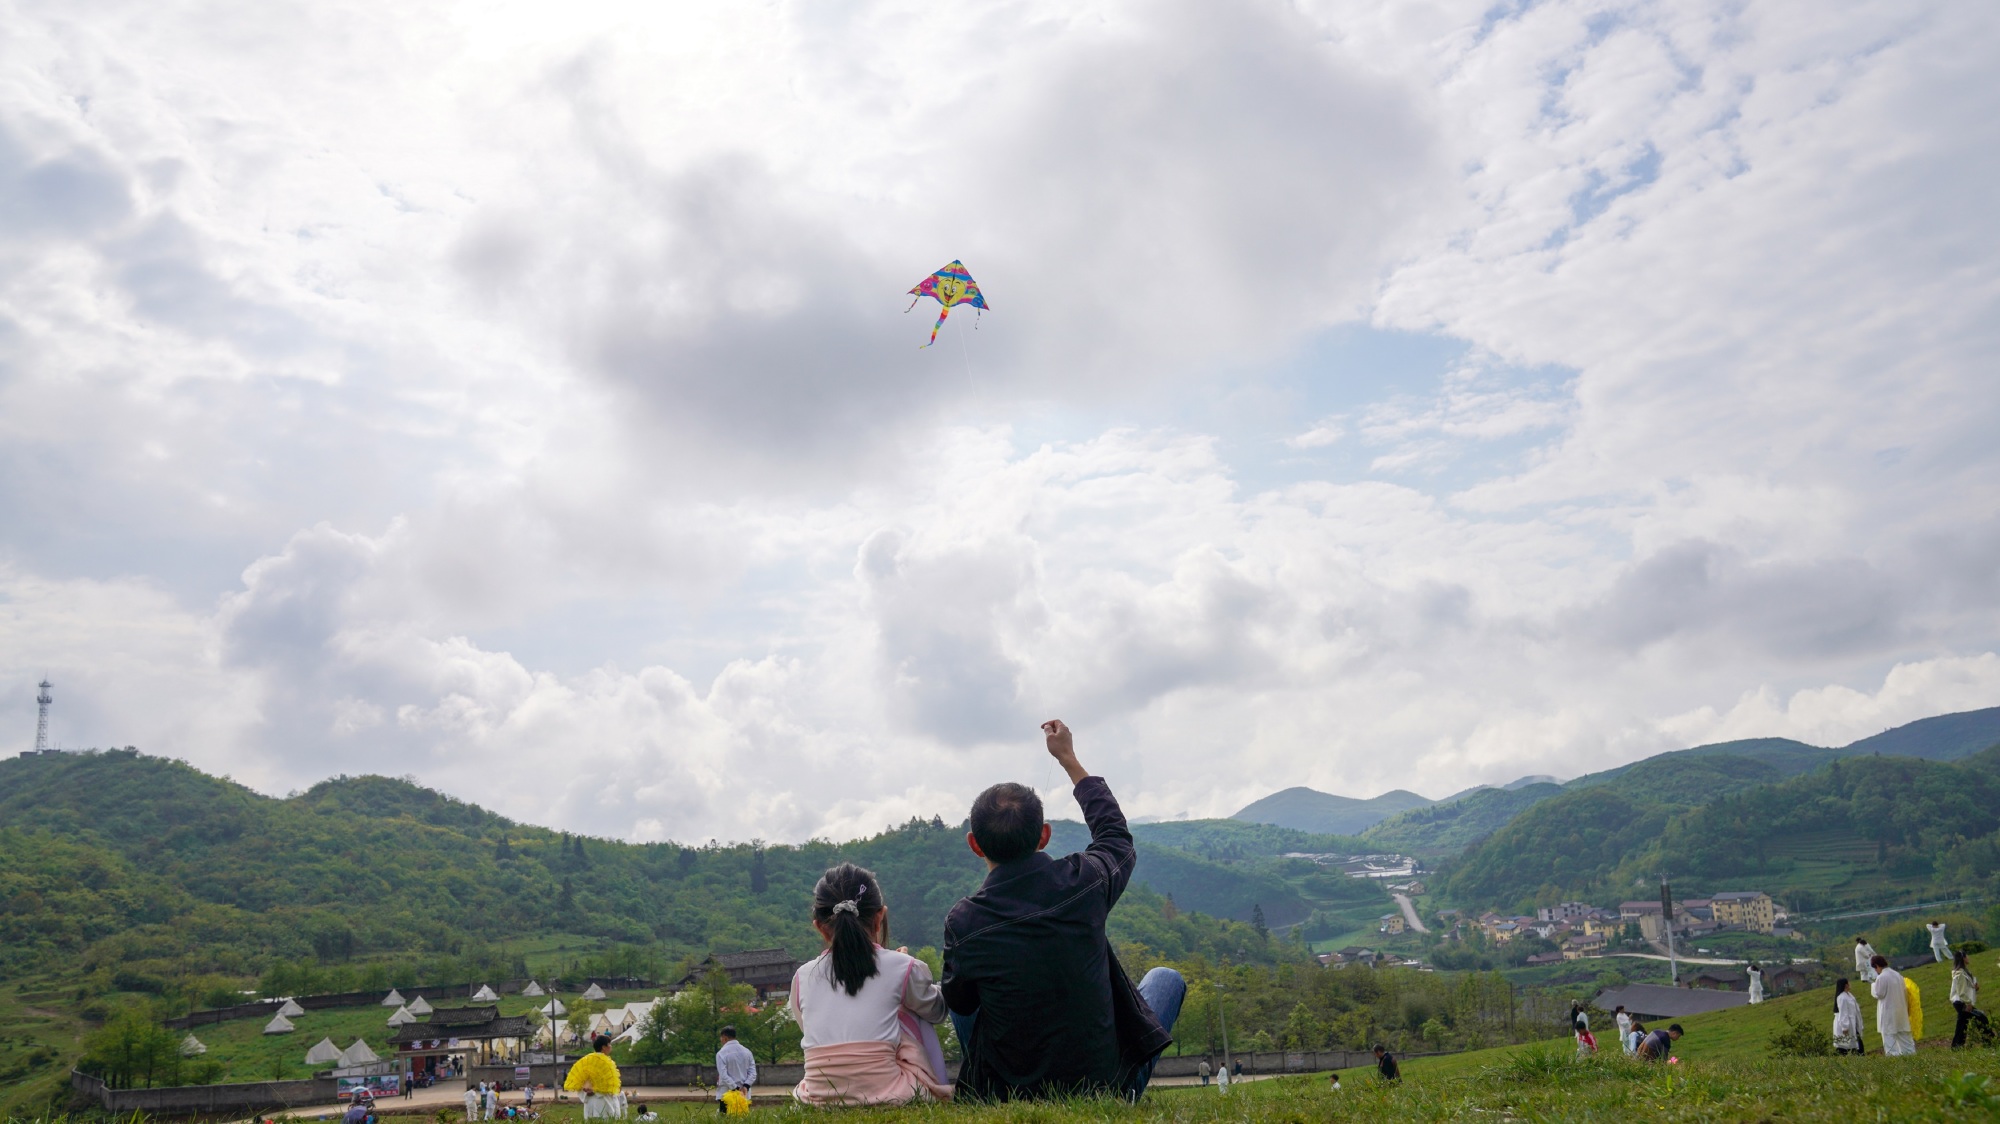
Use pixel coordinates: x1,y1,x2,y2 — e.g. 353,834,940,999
71,1068,337,1115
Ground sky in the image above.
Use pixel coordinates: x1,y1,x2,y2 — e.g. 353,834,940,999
2,0,1998,844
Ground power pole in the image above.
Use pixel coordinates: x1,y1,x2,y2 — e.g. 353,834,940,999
34,678,52,753
1217,985,1230,1075
1660,875,1679,986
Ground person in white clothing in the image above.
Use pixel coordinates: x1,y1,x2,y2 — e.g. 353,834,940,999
1832,978,1864,1055
1613,1005,1632,1043
1747,964,1765,1005
1871,956,1915,1056
481,1083,496,1121
1951,948,1993,1048
1216,1064,1230,1094
788,863,952,1106
1854,937,1879,982
463,1085,480,1120
715,1028,757,1110
1928,920,1951,963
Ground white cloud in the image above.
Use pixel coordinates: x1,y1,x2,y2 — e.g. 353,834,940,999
2,0,1997,842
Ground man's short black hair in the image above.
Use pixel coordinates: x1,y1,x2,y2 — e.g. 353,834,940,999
1668,1024,1683,1035
970,782,1045,863
1372,1044,1386,1053
718,1025,737,1039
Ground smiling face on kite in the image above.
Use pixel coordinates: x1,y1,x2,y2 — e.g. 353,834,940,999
906,260,987,347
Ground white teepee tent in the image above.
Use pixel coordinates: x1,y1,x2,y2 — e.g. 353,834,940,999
387,1006,415,1026
338,1039,381,1066
471,984,499,1002
277,998,306,1017
581,982,607,1000
538,998,567,1018
304,1037,342,1065
381,988,406,1007
263,1013,295,1035
407,995,433,1016
179,1034,208,1057
522,980,545,997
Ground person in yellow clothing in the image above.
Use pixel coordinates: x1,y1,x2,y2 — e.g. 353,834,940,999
565,1034,626,1119
1906,976,1923,1041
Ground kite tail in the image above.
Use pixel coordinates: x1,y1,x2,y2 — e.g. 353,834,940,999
905,296,921,313
923,305,951,348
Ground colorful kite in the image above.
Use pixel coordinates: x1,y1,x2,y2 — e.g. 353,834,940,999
906,260,988,347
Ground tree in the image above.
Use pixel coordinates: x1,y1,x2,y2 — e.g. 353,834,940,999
495,836,514,861
1251,904,1268,939
80,1007,181,1088
557,877,576,912
750,848,768,895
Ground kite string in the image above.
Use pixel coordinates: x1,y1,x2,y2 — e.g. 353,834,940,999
958,317,974,396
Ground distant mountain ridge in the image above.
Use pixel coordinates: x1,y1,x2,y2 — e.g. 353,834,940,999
1232,705,2000,843
1230,786,1433,836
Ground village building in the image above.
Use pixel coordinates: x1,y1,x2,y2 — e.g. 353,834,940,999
388,1005,534,1080
677,948,801,1000
1710,891,1776,933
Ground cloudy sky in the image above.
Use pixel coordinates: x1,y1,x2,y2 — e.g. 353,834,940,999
3,0,1997,843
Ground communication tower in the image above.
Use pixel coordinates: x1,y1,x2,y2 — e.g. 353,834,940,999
34,678,52,753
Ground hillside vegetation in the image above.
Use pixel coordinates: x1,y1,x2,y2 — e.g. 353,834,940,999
1442,741,2000,912
0,751,1290,984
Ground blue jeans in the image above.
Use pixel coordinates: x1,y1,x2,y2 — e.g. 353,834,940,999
950,966,1186,1102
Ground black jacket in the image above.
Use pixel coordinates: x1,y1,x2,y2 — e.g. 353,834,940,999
942,776,1171,1100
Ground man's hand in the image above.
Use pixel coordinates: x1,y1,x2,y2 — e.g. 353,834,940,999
1042,719,1090,785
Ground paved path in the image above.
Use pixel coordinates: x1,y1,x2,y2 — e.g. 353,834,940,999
1392,893,1428,934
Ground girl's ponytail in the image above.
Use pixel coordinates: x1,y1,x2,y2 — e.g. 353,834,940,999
811,863,885,996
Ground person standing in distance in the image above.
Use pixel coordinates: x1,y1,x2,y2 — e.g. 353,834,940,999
1373,1045,1399,1082
715,1026,757,1112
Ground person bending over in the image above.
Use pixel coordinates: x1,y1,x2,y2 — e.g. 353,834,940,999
941,720,1184,1102
1636,1024,1682,1061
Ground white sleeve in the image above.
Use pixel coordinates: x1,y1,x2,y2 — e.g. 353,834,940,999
902,958,949,1024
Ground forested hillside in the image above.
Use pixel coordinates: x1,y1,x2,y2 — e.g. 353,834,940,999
1361,783,1563,858
1439,742,2000,912
0,750,1291,998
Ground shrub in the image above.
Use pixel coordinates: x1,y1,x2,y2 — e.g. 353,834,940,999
1768,1010,1831,1058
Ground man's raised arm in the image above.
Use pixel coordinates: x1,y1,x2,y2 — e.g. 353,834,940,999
1042,719,1137,903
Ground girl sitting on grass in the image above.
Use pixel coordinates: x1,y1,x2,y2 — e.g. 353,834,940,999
789,863,953,1105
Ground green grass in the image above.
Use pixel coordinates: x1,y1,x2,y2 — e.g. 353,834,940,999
267,1053,2000,1124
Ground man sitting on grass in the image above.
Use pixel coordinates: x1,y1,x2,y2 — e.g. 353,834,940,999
942,719,1185,1102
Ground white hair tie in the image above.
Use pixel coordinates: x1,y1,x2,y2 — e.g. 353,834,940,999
832,899,860,916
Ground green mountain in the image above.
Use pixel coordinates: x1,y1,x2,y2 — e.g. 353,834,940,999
1840,705,2000,760
1232,786,1434,835
1361,782,1564,858
1440,741,2000,912
0,750,1288,994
